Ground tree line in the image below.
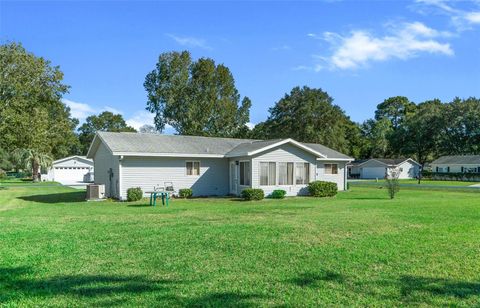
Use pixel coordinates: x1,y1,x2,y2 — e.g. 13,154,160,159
1,44,478,178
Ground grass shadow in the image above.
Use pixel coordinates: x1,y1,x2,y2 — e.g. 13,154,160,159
0,266,181,305
184,292,266,307
17,191,86,203
289,271,345,287
400,275,480,300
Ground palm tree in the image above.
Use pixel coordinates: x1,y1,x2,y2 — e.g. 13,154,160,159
13,149,53,182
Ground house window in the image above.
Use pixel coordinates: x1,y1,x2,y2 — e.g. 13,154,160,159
295,163,310,185
278,162,294,185
324,164,338,175
239,161,251,186
186,161,200,176
260,162,276,186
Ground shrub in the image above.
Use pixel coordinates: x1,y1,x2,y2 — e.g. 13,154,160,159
179,188,193,199
127,187,143,202
241,188,264,201
307,181,337,197
0,169,6,180
270,189,286,199
385,167,401,199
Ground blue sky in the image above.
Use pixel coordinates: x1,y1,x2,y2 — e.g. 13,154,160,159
1,0,479,132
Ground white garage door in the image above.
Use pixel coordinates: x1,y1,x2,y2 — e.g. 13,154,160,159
53,167,90,184
361,167,387,179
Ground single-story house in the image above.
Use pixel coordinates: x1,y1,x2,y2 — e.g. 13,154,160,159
86,132,353,200
431,155,480,173
348,158,421,179
45,156,94,184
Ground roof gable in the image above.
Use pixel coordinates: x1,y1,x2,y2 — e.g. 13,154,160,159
351,158,420,167
53,156,93,166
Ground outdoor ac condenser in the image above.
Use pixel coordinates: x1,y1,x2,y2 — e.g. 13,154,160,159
86,184,105,200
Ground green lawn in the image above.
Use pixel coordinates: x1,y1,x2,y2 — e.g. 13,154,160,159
351,179,480,186
1,185,480,306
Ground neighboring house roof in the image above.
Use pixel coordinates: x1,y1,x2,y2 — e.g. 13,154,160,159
87,132,353,161
53,155,93,166
431,155,480,165
350,158,420,167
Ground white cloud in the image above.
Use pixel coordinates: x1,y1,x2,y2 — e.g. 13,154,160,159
166,34,212,50
416,0,480,28
125,110,155,130
103,106,123,114
246,122,255,130
63,99,95,120
314,22,453,70
271,45,291,51
465,11,480,24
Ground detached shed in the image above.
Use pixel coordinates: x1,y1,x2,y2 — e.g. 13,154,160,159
348,158,420,179
46,156,94,184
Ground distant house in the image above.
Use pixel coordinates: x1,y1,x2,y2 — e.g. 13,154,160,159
348,158,421,179
431,155,480,173
46,156,94,184
86,132,353,200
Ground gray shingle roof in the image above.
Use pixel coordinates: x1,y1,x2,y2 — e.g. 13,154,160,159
97,132,254,155
94,132,351,159
432,155,480,165
302,143,352,160
225,139,284,157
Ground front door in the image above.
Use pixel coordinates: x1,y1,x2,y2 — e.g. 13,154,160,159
230,162,238,195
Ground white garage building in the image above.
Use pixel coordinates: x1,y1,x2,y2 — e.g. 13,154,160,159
46,156,94,184
348,158,421,179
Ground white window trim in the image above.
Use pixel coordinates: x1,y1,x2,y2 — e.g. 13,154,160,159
185,160,201,176
259,161,277,186
239,160,251,186
324,163,339,175
259,161,311,186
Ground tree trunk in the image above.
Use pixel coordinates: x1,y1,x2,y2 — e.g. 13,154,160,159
418,162,424,184
32,160,39,182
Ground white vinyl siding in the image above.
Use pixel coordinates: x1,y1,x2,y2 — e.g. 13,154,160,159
251,143,317,196
93,142,119,198
121,157,229,199
316,161,348,191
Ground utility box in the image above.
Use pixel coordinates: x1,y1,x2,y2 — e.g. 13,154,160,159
86,184,105,200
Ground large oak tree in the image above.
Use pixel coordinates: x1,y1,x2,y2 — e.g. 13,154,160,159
0,42,79,161
144,51,251,137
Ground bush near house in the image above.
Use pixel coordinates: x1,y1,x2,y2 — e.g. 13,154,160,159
241,188,264,201
179,188,193,199
127,187,143,202
308,181,337,197
270,189,287,199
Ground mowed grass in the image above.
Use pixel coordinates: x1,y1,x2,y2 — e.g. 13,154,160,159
351,179,480,186
1,185,480,306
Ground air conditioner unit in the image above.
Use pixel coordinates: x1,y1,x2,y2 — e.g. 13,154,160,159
86,184,105,200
